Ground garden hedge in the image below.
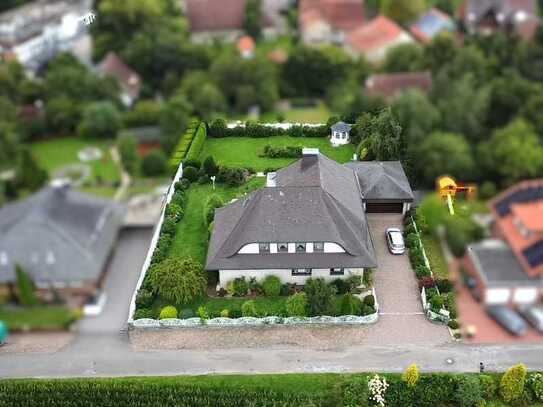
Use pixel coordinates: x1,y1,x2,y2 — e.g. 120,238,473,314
185,122,207,162
3,371,542,407
168,119,200,174
208,119,329,139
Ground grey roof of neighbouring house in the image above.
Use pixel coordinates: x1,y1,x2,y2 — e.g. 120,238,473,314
331,121,352,132
468,240,542,287
206,153,377,270
0,184,124,285
345,161,414,203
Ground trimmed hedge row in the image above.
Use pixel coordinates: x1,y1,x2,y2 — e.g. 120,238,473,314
261,144,302,158
208,119,329,138
168,119,200,174
185,122,207,162
2,370,542,407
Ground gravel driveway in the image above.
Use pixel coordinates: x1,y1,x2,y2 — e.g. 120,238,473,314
366,214,451,345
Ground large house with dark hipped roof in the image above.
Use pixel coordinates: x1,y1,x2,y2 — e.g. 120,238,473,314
206,149,414,288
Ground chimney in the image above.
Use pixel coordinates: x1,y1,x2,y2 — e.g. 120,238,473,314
50,178,72,195
302,148,320,156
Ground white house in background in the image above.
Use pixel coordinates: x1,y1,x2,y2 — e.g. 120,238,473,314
0,0,92,72
330,121,351,146
206,149,414,288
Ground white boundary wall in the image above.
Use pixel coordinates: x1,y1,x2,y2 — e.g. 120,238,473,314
126,163,184,323
226,122,325,129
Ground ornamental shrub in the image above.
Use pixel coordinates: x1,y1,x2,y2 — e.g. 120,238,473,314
197,305,209,321
342,375,370,407
133,308,154,320
404,223,416,235
415,212,429,234
135,289,154,308
172,190,185,206
159,305,178,319
227,277,248,297
15,265,39,306
330,278,350,294
203,156,218,176
182,166,198,182
528,373,543,401
479,374,498,399
147,257,206,305
363,294,375,307
197,175,210,184
219,309,230,318
142,150,167,176
405,233,419,249
414,374,457,406
203,194,224,226
340,293,362,316
436,278,454,293
161,217,176,236
456,375,482,407
402,364,420,387
500,363,527,403
429,294,444,312
241,300,258,317
216,166,246,186
184,158,201,170
368,374,389,407
345,275,362,291
420,277,436,289
415,265,431,279
305,278,337,316
448,319,460,330
262,275,281,297
286,292,308,317
174,178,190,191
165,203,184,222
361,305,375,316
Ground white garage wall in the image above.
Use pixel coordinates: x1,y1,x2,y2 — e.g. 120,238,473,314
485,288,511,305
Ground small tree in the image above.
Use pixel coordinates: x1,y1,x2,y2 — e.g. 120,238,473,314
159,305,178,319
203,156,218,176
148,257,206,305
262,275,281,297
183,166,198,183
402,364,420,387
286,292,308,317
78,101,121,139
305,278,337,316
15,265,39,306
117,134,139,175
203,194,224,226
16,148,48,192
241,300,258,317
340,293,361,316
141,150,167,176
500,363,527,403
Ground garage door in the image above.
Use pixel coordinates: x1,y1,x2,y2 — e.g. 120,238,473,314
485,288,511,305
366,203,403,213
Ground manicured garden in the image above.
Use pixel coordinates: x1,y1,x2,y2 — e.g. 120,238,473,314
199,135,354,172
2,364,542,407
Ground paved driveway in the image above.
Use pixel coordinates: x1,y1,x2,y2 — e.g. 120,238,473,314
366,214,451,345
77,228,153,334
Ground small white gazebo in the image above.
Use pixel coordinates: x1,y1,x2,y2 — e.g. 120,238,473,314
330,121,352,146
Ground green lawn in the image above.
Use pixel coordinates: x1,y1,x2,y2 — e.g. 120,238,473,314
169,178,265,265
0,306,77,331
199,136,354,171
30,137,120,185
421,234,449,279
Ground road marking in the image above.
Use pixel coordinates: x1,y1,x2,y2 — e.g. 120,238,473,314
379,312,424,315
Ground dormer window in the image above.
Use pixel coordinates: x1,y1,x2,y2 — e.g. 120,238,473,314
259,243,270,253
278,243,288,253
0,252,8,266
296,243,306,253
330,268,344,276
314,242,324,252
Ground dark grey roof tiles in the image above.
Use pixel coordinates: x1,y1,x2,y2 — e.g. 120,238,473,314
206,154,377,270
0,186,124,284
331,121,352,132
345,161,414,202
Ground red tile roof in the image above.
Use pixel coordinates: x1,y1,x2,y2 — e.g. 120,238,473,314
186,0,246,32
299,0,365,32
347,15,408,53
365,71,432,100
98,52,141,100
511,202,543,232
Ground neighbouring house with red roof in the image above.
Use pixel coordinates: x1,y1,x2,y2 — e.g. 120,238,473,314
185,0,287,42
364,71,432,101
462,180,543,306
97,52,141,107
299,0,365,45
410,8,456,43
459,0,539,40
346,15,414,62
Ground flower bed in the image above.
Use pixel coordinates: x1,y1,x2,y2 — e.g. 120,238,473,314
404,211,457,329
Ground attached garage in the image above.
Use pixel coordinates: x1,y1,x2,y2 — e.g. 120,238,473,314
365,202,404,213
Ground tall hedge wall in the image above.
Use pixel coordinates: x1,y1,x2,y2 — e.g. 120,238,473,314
208,119,329,139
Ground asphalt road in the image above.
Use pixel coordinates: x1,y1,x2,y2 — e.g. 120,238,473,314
2,228,543,379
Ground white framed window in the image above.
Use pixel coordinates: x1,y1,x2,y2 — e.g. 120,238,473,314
46,251,56,265
278,243,289,253
292,268,312,276
259,243,270,253
296,242,306,253
330,268,344,276
313,242,324,252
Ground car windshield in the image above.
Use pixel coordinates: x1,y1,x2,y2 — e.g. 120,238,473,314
390,232,403,246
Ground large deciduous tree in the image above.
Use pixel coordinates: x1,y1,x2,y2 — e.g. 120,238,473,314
353,109,403,161
78,102,121,139
243,0,262,39
159,93,191,154
383,43,425,73
380,0,425,24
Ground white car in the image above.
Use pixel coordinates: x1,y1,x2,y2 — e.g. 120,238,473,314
386,228,405,255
